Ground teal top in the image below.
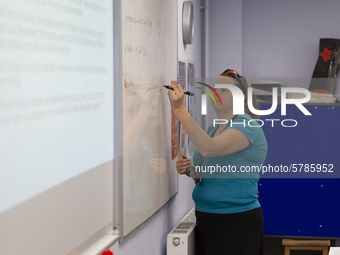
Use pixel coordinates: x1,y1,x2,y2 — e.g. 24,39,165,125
192,114,268,214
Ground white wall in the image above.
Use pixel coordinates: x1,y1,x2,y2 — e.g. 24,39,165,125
110,0,202,254
208,0,243,78
198,0,243,129
207,0,340,94
243,0,340,79
242,0,340,95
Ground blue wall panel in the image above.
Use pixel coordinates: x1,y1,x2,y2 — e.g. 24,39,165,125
258,104,340,238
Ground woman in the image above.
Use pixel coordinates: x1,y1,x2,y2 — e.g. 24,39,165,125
168,69,268,255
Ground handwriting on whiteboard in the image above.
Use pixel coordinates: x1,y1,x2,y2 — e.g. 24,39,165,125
124,12,153,29
124,44,148,58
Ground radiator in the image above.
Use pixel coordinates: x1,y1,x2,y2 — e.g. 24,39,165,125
167,208,196,255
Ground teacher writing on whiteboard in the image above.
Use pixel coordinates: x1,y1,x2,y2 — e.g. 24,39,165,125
168,69,268,255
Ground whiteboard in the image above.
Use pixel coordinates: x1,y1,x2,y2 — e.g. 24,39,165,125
121,0,178,239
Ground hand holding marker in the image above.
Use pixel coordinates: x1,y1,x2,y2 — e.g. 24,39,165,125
163,85,194,96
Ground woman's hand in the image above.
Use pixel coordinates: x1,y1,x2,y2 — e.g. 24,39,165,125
176,154,191,175
168,83,185,113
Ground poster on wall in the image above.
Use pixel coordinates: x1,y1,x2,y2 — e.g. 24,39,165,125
187,61,196,157
178,60,187,156
188,62,195,88
171,80,179,160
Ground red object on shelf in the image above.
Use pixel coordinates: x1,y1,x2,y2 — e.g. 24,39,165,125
102,250,113,255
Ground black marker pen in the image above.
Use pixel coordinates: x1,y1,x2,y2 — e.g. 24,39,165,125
163,85,194,96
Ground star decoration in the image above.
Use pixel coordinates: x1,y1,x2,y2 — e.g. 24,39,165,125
319,47,333,63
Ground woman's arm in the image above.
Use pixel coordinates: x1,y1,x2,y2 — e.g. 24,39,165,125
169,83,250,157
123,85,154,155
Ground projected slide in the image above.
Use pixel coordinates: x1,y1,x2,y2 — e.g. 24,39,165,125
0,0,114,213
